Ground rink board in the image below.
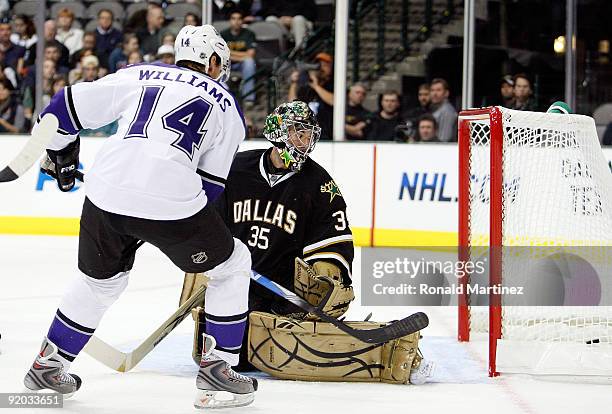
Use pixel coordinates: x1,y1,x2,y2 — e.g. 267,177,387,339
0,136,610,246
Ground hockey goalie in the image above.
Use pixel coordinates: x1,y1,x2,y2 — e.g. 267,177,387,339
180,101,434,385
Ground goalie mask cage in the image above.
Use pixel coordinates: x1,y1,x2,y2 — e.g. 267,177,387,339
457,106,612,379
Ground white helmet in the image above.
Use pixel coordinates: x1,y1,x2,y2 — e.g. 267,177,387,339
175,25,231,83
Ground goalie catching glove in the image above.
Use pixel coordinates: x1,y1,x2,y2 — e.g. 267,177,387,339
293,258,354,319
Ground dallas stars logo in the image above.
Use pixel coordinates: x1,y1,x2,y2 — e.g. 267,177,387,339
280,149,294,168
321,180,342,202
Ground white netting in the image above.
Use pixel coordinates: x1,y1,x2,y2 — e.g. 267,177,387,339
463,107,612,375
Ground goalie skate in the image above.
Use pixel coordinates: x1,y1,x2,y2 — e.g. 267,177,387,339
194,334,257,409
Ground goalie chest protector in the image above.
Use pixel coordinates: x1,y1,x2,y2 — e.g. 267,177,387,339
215,148,354,306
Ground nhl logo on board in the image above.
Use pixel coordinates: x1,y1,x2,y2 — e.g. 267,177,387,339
191,251,208,264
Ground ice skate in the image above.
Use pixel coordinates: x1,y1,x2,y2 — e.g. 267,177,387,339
409,356,435,385
24,338,82,398
194,334,257,409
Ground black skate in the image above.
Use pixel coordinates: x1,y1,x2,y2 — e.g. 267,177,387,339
24,338,82,398
194,334,257,409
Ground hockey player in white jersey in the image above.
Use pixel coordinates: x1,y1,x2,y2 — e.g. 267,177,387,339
24,25,257,409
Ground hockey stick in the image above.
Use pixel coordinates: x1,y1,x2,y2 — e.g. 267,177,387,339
83,285,206,372
0,114,59,182
251,271,429,343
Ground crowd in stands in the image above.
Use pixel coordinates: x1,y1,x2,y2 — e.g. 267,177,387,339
0,0,320,135
340,72,543,142
0,1,608,145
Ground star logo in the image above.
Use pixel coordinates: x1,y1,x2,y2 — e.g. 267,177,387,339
280,149,294,168
320,180,342,202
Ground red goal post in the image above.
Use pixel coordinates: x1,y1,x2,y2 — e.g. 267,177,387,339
457,107,504,377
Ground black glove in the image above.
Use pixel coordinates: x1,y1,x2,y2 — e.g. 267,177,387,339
46,137,80,192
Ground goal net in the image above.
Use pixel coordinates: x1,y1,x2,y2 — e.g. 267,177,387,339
457,106,612,378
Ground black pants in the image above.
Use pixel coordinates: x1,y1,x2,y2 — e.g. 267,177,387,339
78,197,234,280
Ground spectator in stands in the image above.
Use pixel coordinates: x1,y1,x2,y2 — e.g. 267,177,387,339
0,79,19,133
51,75,66,96
289,52,334,140
0,50,18,89
40,63,61,108
69,52,93,85
95,9,122,70
38,20,69,68
429,78,457,142
124,8,147,35
22,58,56,125
221,11,257,108
55,8,83,57
137,4,166,60
241,0,265,23
162,33,175,46
345,83,372,140
128,50,144,65
414,114,440,143
403,83,430,125
156,45,174,65
80,55,101,83
212,1,246,22
11,15,37,65
0,22,25,72
44,43,69,75
497,75,514,108
262,0,317,50
184,13,201,27
109,34,139,73
366,90,403,141
71,31,96,69
510,73,537,111
43,74,67,111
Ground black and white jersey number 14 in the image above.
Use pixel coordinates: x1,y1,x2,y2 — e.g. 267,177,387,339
248,225,270,250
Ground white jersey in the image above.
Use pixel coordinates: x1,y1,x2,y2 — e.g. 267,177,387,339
45,63,246,220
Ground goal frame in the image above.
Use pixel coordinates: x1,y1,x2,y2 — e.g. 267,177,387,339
457,106,504,377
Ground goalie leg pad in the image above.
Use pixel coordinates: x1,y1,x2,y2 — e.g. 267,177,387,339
191,306,206,365
248,311,421,384
180,273,209,307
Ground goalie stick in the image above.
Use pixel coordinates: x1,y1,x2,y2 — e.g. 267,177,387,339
0,114,59,182
251,271,429,343
83,285,206,372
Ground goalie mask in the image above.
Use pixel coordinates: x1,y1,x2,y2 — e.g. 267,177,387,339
263,101,322,171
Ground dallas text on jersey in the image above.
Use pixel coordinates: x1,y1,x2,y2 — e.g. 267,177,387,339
232,199,297,234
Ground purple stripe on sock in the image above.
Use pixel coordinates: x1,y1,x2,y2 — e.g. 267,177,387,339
40,89,79,134
206,319,246,350
47,313,93,357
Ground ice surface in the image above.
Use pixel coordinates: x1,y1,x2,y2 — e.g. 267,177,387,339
1,236,611,414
